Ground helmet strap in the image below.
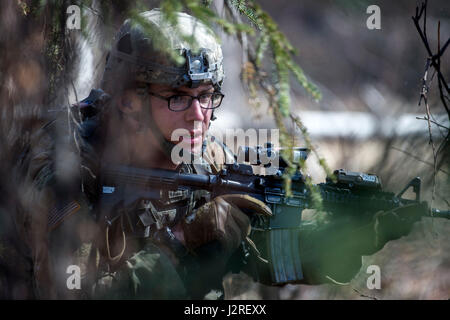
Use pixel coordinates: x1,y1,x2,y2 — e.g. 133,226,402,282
210,110,216,122
144,102,178,160
125,92,178,160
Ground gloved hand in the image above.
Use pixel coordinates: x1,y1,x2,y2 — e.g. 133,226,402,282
298,202,428,284
181,194,272,255
179,194,272,299
370,202,427,252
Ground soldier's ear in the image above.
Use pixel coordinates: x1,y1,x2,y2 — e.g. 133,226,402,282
118,89,143,114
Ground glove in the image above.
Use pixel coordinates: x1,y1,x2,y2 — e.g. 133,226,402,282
298,202,428,284
181,194,272,255
179,194,272,299
371,202,427,252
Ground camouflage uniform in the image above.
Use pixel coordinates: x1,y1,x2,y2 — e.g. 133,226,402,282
13,79,261,299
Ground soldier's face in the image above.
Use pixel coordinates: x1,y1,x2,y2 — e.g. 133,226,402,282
148,83,214,155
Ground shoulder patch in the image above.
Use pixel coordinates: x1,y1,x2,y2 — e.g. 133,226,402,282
48,200,81,231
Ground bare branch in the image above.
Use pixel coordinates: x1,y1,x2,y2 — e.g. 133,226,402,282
391,146,449,176
415,116,450,131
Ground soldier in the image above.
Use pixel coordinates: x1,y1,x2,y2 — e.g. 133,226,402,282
16,9,270,300
15,9,426,300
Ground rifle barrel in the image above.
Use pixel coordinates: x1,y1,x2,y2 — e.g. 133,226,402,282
430,208,450,219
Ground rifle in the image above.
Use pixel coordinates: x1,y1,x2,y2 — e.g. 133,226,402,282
99,146,449,285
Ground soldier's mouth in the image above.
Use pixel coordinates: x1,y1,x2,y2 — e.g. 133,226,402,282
177,132,203,144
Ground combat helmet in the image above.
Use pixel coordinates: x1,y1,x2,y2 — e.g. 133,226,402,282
101,9,225,92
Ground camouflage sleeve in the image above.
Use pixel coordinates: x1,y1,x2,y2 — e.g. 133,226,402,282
11,120,59,298
93,242,188,299
9,117,97,299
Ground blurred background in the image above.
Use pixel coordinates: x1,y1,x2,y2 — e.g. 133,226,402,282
218,0,450,300
0,0,449,299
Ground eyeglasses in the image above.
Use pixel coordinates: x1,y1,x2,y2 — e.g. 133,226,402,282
148,91,225,112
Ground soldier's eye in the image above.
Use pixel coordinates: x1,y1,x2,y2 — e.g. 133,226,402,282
169,95,191,110
199,93,213,105
171,95,184,103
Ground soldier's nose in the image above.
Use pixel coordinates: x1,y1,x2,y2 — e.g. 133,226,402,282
185,98,205,122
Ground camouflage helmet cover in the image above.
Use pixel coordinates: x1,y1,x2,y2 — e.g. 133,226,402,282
102,9,225,90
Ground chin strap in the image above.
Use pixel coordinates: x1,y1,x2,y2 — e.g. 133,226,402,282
143,106,179,159
124,90,177,160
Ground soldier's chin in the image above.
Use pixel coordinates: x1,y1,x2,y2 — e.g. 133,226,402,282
191,143,203,155
177,138,203,156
